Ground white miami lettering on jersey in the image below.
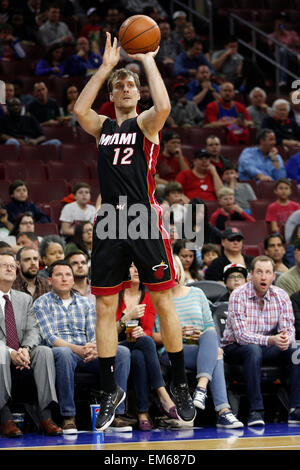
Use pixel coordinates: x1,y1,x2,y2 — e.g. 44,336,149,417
99,132,137,146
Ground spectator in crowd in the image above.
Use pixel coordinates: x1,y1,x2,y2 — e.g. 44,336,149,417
34,42,67,76
170,82,204,127
204,82,253,145
205,135,229,175
261,99,300,148
13,246,50,301
0,22,26,61
289,89,300,127
0,0,12,22
199,243,221,278
28,82,63,127
65,250,93,301
264,233,289,276
210,187,255,231
173,239,201,284
276,240,300,296
205,227,253,282
187,65,220,113
137,84,152,113
16,231,39,251
0,98,61,152
67,36,102,78
0,206,12,238
22,0,48,33
103,7,124,37
59,183,96,239
285,211,300,250
116,263,177,430
9,9,37,43
34,259,132,433
38,234,65,278
170,10,188,42
162,181,188,226
181,199,222,251
0,251,62,437
290,289,300,340
0,240,13,255
180,23,199,50
4,181,50,225
265,178,300,233
4,213,41,253
156,20,183,73
79,6,101,41
211,36,244,85
37,3,74,46
284,223,300,267
11,78,35,108
221,163,257,213
176,148,223,201
64,221,93,262
268,15,300,88
222,255,300,427
174,38,214,78
220,262,248,301
286,151,300,187
60,83,79,125
247,87,272,130
153,255,244,429
238,129,286,181
156,132,190,185
0,82,15,116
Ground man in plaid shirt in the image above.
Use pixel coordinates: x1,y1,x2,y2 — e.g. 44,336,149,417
34,260,131,434
221,255,300,427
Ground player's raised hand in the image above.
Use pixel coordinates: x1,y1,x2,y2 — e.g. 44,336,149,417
102,32,120,69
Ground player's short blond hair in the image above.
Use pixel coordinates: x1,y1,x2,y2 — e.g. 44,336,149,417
107,68,141,93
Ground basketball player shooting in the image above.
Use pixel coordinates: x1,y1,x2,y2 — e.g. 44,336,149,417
74,32,195,430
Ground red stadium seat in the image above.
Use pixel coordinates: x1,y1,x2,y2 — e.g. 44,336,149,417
42,126,75,144
48,200,64,225
20,145,59,162
35,223,59,236
188,128,227,147
27,179,69,204
181,144,196,167
225,220,268,245
249,199,271,220
205,200,220,220
60,144,97,163
76,127,95,144
47,161,90,180
0,145,19,162
86,160,97,179
243,245,261,257
3,160,47,180
0,180,10,205
0,164,5,180
220,145,245,163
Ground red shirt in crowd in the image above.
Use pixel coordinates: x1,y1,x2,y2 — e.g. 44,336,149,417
157,152,190,181
265,200,300,228
176,169,217,201
116,291,156,337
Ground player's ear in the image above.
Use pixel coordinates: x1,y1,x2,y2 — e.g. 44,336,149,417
109,92,114,102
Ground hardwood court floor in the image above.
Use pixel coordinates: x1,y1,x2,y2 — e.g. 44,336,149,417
1,423,300,451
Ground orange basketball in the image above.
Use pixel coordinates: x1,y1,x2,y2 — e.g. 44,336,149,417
118,15,161,54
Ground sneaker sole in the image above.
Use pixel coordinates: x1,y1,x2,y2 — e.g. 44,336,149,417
288,419,300,424
247,420,265,427
62,428,78,434
95,391,126,432
105,425,132,432
217,422,244,429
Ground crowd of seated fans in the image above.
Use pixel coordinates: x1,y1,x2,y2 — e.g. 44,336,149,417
2,0,300,436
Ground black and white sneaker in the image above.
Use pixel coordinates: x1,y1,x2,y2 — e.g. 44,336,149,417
170,383,196,424
95,385,126,431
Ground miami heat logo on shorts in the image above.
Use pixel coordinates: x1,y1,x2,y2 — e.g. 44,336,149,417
152,262,168,280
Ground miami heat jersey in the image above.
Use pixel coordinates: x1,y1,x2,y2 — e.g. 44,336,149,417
97,117,159,205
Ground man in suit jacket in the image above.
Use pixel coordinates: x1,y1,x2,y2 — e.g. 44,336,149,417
0,251,62,437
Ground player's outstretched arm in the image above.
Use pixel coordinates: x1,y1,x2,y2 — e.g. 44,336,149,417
127,49,170,138
74,32,120,140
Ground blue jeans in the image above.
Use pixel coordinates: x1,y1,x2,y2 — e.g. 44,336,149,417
223,342,300,412
120,336,165,413
162,328,230,412
52,345,130,416
5,138,61,155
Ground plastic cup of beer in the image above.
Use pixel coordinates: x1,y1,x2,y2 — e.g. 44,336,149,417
126,320,139,342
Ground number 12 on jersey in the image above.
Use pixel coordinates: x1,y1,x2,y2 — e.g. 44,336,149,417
112,147,134,165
